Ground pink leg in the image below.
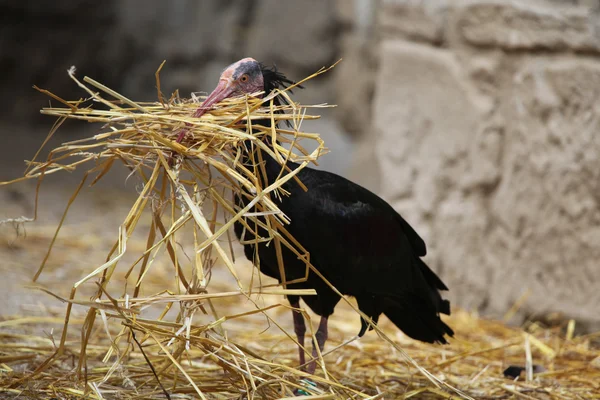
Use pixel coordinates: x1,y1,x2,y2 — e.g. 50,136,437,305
175,129,188,143
290,301,307,370
307,316,328,375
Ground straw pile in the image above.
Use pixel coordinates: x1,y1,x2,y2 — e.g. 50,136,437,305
1,64,599,399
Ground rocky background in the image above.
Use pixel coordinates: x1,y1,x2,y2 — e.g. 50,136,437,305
369,0,600,330
1,0,599,330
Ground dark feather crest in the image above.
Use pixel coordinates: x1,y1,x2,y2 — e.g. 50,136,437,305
259,63,303,106
258,63,303,128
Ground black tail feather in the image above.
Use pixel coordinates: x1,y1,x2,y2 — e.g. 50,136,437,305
418,258,451,317
440,299,451,316
418,258,448,291
382,296,454,344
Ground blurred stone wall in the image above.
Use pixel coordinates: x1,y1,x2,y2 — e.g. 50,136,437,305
0,0,344,125
1,0,363,176
365,0,600,328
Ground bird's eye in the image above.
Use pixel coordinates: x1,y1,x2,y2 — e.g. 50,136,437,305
240,74,249,83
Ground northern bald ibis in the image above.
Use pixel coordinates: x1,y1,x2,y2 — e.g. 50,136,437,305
193,58,453,374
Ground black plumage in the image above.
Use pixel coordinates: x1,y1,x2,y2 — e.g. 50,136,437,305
196,58,453,373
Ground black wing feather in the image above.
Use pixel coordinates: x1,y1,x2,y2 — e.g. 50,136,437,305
276,167,452,342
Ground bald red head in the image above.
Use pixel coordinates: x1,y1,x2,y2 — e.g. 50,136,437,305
193,58,264,118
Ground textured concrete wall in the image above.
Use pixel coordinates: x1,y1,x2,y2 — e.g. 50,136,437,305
364,0,600,327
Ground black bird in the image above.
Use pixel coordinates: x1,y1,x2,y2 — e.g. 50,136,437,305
194,58,453,373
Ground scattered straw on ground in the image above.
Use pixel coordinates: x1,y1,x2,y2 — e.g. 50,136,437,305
0,63,599,399
1,300,599,399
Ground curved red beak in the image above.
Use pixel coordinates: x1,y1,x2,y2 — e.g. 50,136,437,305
193,78,235,118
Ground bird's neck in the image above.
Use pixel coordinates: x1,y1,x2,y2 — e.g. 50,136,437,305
238,132,306,201
240,138,286,182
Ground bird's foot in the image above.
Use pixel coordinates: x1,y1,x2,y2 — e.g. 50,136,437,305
294,379,317,396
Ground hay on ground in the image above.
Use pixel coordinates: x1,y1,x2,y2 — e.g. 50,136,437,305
0,63,598,399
